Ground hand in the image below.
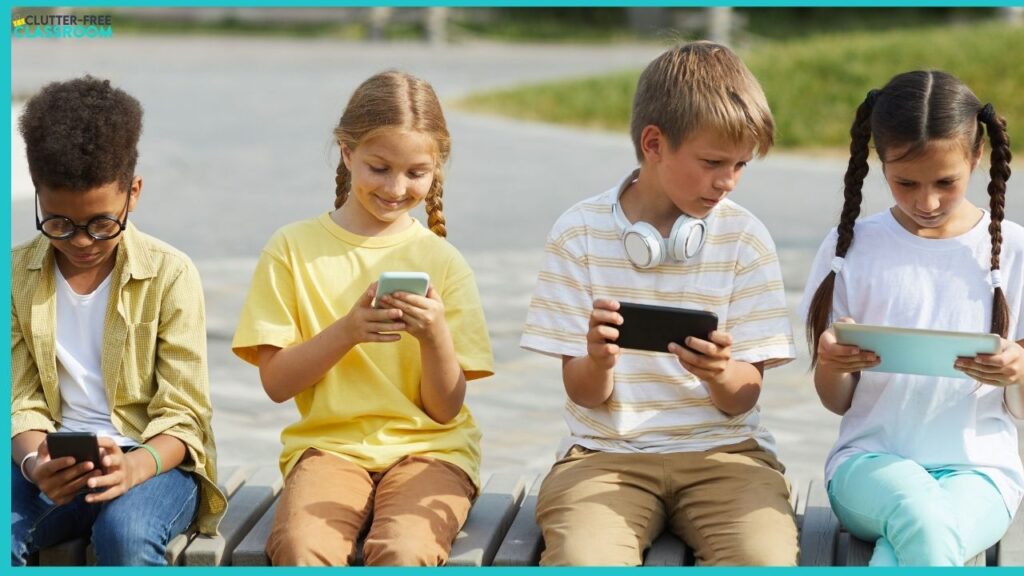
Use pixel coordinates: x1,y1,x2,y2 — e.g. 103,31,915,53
586,299,623,370
817,317,879,374
956,337,1024,387
670,330,734,386
339,282,407,345
30,439,98,505
83,438,144,503
379,286,448,343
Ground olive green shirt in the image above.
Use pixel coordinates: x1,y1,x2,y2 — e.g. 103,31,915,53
10,223,225,535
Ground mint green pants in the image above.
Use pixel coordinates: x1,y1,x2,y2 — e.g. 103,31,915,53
828,452,1011,566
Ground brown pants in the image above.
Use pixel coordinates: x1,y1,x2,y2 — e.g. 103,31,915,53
536,439,798,566
266,448,476,566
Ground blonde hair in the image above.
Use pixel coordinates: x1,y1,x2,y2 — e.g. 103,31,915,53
630,41,774,161
333,70,451,237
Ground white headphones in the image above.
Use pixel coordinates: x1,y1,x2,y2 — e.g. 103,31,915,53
611,173,707,269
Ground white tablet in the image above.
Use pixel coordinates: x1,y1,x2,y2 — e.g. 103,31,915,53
832,323,1001,379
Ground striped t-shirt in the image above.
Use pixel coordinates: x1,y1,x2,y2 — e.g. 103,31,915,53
521,174,795,457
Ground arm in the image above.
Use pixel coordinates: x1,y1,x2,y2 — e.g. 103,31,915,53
258,282,406,403
670,331,764,416
381,286,465,423
560,299,622,408
811,319,879,415
955,337,1024,418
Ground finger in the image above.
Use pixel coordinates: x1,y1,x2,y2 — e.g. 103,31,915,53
362,282,379,307
592,325,620,343
821,342,865,357
971,353,1006,367
370,322,408,333
425,285,441,302
956,359,1003,374
85,480,126,504
836,317,857,324
591,309,623,327
86,470,124,490
708,330,733,347
364,332,402,343
683,337,721,357
669,342,702,364
589,342,620,359
592,299,620,312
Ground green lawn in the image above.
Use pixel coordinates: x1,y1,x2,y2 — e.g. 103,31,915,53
455,22,1024,151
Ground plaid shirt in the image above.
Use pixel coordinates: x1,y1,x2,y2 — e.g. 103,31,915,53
11,222,225,535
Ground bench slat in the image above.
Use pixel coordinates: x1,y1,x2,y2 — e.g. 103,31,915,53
232,499,277,566
183,466,283,566
447,473,527,567
166,464,253,565
492,476,543,566
643,532,689,566
999,502,1024,565
797,479,838,566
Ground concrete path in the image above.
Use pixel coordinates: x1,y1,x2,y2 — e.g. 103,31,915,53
11,35,1023,484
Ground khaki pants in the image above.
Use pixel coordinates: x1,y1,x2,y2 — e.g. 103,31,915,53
266,448,476,566
536,439,798,566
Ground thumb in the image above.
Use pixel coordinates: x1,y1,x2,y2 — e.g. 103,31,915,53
361,282,379,307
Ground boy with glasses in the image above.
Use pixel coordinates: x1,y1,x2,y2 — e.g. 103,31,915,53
11,76,225,565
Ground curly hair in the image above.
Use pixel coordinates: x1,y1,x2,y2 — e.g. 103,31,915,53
19,75,143,192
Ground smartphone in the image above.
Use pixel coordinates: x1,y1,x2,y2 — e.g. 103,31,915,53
372,271,430,308
611,301,719,353
46,431,101,468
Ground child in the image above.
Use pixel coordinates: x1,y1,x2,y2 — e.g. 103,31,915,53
520,41,798,566
10,76,224,566
232,71,493,567
801,70,1024,566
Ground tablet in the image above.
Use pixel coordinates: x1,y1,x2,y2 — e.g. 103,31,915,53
832,323,1001,379
613,301,718,353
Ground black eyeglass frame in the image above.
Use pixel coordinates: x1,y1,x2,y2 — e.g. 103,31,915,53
34,189,132,241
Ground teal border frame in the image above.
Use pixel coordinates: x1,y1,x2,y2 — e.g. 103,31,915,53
6,1,1022,574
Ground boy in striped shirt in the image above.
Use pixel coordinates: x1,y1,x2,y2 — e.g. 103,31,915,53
520,41,798,566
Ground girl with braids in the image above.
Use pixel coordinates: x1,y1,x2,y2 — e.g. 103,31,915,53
799,70,1024,566
232,71,493,566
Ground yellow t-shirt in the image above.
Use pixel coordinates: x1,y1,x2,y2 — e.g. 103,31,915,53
232,213,493,487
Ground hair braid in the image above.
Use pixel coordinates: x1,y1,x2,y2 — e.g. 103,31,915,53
425,172,447,238
334,158,351,209
806,92,876,365
980,104,1012,338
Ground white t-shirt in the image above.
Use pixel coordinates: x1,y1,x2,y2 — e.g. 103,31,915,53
55,264,136,446
521,171,795,457
798,209,1024,514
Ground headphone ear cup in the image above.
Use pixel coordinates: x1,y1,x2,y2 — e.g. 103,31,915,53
668,216,707,262
622,221,665,269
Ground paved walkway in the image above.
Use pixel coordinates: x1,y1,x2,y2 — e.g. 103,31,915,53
11,35,1023,483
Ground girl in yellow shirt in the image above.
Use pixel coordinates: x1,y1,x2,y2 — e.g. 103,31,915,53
233,71,493,566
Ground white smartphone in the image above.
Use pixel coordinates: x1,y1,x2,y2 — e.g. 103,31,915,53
372,271,430,308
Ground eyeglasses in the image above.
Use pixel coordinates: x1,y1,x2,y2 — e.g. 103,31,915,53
35,189,131,241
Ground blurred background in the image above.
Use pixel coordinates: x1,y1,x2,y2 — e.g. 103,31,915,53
10,6,1024,484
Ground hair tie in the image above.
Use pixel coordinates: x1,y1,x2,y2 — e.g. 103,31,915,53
991,269,1002,289
865,89,880,107
979,103,996,124
830,256,846,274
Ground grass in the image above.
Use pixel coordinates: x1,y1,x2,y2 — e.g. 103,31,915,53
454,21,1024,152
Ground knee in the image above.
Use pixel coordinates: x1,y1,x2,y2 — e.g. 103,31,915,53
363,536,445,567
539,532,640,566
91,516,163,566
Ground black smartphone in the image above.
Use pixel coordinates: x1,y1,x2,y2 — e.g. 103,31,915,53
46,431,101,468
611,301,719,353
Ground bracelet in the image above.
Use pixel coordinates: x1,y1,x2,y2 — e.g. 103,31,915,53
20,451,38,484
132,444,162,477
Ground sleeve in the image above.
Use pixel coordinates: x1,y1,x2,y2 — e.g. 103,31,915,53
520,212,593,359
141,260,212,467
442,253,494,381
726,221,795,369
10,297,57,437
231,233,302,366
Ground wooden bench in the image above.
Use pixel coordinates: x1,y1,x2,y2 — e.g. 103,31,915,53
36,468,1024,566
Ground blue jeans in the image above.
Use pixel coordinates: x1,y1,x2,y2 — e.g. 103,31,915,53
11,462,199,566
827,452,1011,566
